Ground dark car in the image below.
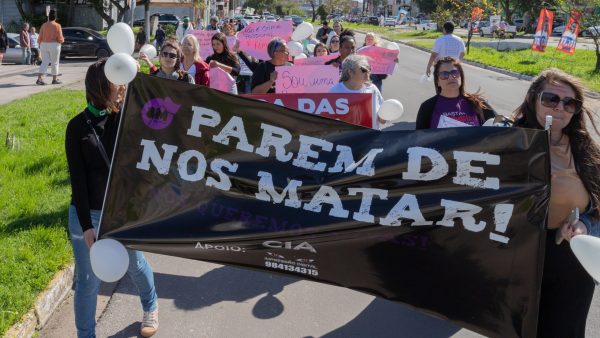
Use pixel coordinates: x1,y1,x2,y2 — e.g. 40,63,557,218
134,13,180,27
61,27,112,59
368,16,379,25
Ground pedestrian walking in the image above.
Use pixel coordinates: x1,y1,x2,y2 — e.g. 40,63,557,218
20,23,31,65
251,37,291,94
327,35,340,54
416,57,496,129
36,9,64,85
154,25,165,51
313,43,329,57
176,17,194,42
329,54,383,114
29,26,40,65
425,21,465,77
316,21,333,44
0,23,7,66
65,58,159,338
140,41,194,83
361,32,390,93
206,16,219,31
180,34,209,86
206,32,240,93
325,35,356,71
512,68,600,338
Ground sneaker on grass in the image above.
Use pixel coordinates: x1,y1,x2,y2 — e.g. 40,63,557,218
140,306,159,337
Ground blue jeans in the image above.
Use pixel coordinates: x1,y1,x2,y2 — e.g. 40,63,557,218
21,47,31,65
68,205,157,338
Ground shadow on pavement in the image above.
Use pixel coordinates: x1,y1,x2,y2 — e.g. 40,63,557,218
322,297,462,338
106,322,142,338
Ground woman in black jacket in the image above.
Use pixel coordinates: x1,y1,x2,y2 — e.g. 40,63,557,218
205,32,240,92
416,57,496,129
65,59,159,338
0,23,8,65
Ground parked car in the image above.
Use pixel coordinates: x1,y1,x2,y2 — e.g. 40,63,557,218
384,18,397,27
244,15,261,24
2,33,24,64
416,20,437,31
134,13,180,27
367,16,379,25
552,25,566,36
582,26,600,37
480,22,517,38
61,27,112,59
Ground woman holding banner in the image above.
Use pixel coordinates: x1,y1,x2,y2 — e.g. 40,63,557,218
251,37,291,94
140,41,194,83
65,59,159,338
361,32,388,93
416,57,495,129
205,32,240,80
329,54,383,114
180,34,210,86
512,68,600,338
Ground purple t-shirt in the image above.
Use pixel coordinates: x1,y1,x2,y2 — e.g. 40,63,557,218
430,96,480,129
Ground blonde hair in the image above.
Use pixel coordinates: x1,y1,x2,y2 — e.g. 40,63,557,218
181,34,201,62
365,32,380,46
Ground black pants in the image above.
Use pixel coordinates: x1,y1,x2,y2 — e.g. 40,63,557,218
537,229,596,338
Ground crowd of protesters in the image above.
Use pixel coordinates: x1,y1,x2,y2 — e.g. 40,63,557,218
57,15,600,338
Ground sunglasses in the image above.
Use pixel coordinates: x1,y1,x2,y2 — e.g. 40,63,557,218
539,91,582,114
161,51,178,59
438,69,460,80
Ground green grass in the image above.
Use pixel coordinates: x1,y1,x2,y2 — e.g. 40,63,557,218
0,89,84,335
405,39,600,93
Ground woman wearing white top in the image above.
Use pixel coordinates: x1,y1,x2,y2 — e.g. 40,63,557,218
329,54,383,112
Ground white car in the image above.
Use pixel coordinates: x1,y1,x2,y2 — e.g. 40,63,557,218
552,25,565,36
384,18,397,27
416,20,437,31
582,26,600,37
3,33,24,64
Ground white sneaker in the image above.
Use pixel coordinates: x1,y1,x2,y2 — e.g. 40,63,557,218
140,306,159,337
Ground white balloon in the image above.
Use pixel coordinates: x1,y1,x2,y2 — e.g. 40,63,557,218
387,42,400,51
482,118,495,126
307,44,316,53
378,99,405,121
295,53,307,59
90,239,129,283
288,41,304,57
107,22,135,55
139,44,157,59
570,235,600,281
105,53,138,85
292,22,314,41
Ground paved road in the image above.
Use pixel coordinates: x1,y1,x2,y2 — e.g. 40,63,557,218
37,34,600,338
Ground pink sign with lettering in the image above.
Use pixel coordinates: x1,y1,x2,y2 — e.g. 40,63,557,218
294,53,339,66
190,30,219,59
209,67,236,93
275,65,339,93
237,21,293,60
357,46,399,75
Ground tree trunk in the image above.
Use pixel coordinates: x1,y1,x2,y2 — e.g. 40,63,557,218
595,39,600,72
311,1,316,22
14,0,29,21
466,21,473,54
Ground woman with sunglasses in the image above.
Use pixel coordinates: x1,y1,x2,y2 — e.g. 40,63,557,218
251,37,291,94
66,59,159,338
327,35,340,54
416,57,495,129
140,41,194,83
205,33,240,89
512,68,600,338
329,54,383,118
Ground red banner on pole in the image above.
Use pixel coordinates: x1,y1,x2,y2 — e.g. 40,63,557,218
557,10,582,54
532,8,553,52
243,93,374,128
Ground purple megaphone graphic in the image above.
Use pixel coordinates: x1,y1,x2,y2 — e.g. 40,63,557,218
140,97,181,130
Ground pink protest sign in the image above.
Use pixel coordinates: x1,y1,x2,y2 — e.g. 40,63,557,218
190,30,219,59
275,65,339,93
237,21,293,61
209,67,236,93
357,46,399,75
294,53,339,66
226,35,237,52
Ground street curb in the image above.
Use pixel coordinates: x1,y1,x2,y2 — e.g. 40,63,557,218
355,30,600,100
4,265,74,338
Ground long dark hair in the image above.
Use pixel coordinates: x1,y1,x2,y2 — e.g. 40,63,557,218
211,32,238,66
513,68,600,219
85,58,119,113
433,57,490,123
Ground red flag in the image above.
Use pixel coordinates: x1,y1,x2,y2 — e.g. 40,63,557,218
557,10,582,54
532,8,553,52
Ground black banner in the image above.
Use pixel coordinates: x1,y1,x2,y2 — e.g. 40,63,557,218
100,74,550,338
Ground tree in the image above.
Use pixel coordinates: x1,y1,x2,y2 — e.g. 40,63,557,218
316,5,328,21
88,0,130,27
323,0,351,16
308,0,317,22
556,0,600,71
414,0,437,14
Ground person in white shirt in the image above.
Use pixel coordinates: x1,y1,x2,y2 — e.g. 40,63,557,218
329,54,384,128
176,17,194,42
425,21,465,77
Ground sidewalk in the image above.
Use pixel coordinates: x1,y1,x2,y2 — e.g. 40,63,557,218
0,61,91,105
